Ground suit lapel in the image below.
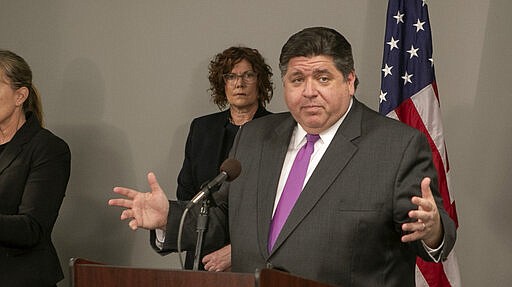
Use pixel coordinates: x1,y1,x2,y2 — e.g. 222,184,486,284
212,114,229,168
0,113,40,175
257,115,296,257
0,144,23,175
268,100,364,255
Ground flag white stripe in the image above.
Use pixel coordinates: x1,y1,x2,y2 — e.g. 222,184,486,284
386,110,399,121
411,85,456,204
415,265,429,287
444,250,462,286
410,85,447,171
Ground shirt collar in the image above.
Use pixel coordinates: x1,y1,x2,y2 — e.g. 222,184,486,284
293,97,354,148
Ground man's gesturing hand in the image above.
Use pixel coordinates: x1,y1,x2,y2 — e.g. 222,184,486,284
401,177,443,248
109,172,169,231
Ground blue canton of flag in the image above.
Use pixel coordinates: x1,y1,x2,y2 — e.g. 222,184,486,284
379,0,434,115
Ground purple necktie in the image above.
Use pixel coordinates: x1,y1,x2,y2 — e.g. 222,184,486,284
268,133,320,251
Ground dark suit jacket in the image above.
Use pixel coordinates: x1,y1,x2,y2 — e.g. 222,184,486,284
173,106,270,269
162,99,456,286
176,106,271,201
0,113,71,286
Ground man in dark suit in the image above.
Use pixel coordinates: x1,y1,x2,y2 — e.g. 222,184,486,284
110,27,456,287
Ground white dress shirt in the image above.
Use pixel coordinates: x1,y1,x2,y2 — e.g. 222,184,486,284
272,99,353,215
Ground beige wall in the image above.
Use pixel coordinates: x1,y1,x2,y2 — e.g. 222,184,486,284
1,1,511,286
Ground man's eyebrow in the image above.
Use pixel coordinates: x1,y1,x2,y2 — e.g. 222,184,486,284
287,70,304,77
312,68,332,76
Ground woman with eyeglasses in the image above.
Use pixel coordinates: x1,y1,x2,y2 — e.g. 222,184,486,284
151,46,273,272
0,49,71,286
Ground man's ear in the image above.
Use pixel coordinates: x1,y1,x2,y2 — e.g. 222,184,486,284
347,71,356,96
15,87,29,106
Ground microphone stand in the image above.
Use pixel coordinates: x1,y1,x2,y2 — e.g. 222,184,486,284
192,195,213,271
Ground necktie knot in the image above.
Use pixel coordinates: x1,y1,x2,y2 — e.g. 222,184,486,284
306,134,320,144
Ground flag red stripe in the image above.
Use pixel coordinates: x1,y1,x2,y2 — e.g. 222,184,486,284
417,258,452,287
432,81,440,102
449,201,458,228
394,99,455,225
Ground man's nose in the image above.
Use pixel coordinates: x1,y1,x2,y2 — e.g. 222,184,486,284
303,78,317,97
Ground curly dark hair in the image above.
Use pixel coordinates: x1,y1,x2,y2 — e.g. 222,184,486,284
208,46,273,109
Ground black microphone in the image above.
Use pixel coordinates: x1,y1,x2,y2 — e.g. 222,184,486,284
186,158,241,209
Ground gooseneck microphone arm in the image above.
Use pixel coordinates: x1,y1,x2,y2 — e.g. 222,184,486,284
185,171,228,209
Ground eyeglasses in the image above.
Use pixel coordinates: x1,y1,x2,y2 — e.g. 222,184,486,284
223,71,258,85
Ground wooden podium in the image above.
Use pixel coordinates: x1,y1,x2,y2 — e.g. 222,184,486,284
70,258,335,287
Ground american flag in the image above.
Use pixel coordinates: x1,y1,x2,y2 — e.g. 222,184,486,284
379,0,461,286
